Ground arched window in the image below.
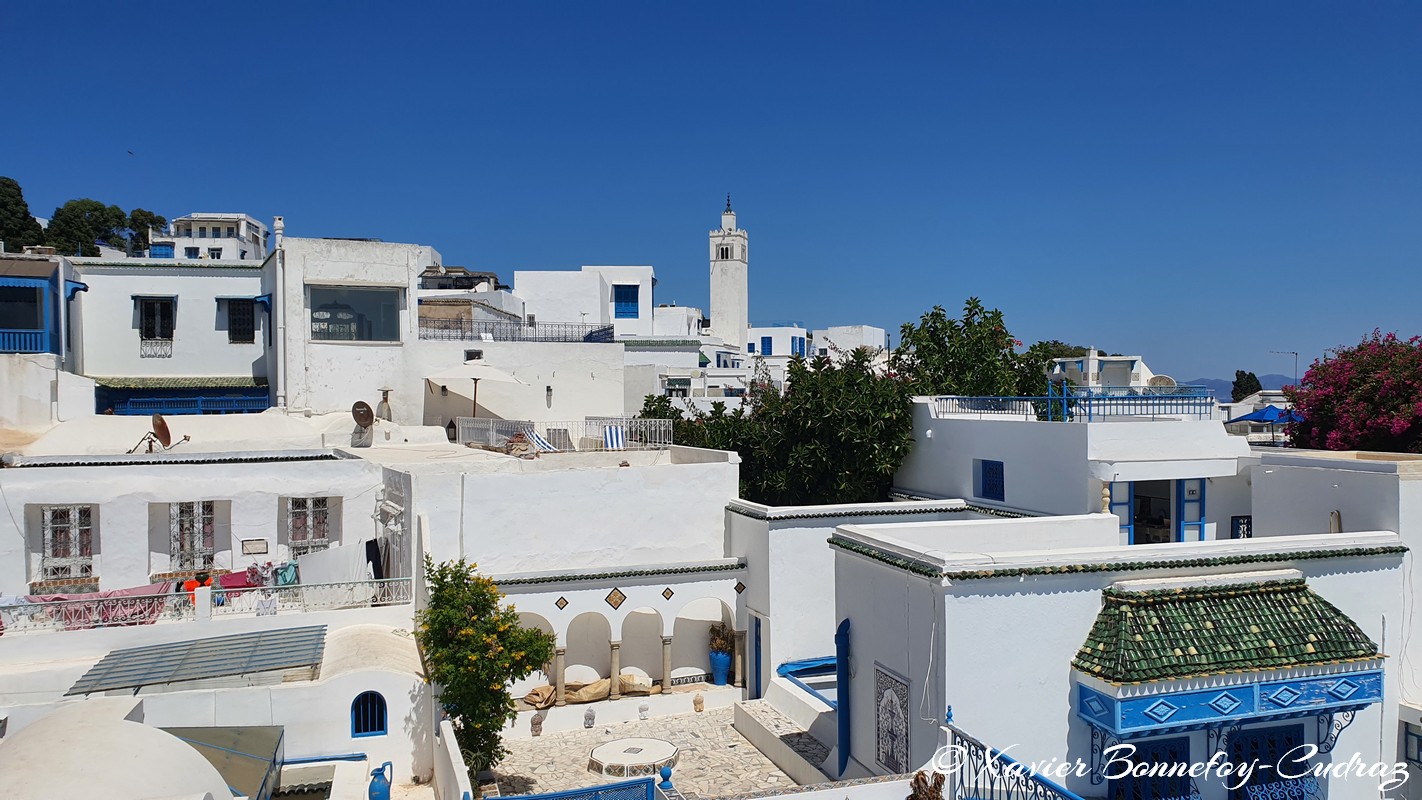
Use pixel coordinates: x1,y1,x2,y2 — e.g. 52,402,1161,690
351,691,388,737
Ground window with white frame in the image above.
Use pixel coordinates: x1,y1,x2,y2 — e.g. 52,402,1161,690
38,505,97,584
171,501,216,571
286,497,337,557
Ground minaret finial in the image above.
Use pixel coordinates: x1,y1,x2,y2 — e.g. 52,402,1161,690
725,193,732,213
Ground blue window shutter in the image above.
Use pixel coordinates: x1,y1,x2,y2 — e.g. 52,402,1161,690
979,460,1005,501
150,243,174,259
613,285,639,319
761,336,772,356
747,342,755,353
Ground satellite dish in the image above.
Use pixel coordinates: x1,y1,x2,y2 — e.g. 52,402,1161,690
1147,375,1177,387
352,401,375,429
127,413,189,454
152,414,172,448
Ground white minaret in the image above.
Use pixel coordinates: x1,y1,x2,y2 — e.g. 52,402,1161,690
709,195,750,352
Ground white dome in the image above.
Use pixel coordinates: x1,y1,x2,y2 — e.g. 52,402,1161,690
0,702,232,800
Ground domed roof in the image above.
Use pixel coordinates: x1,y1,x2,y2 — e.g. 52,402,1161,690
0,701,232,800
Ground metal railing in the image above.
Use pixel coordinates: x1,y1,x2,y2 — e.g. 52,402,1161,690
0,578,412,634
456,416,672,452
418,318,616,343
934,386,1215,422
0,592,196,634
140,338,173,358
210,577,412,617
0,328,48,353
943,723,1087,800
114,395,271,415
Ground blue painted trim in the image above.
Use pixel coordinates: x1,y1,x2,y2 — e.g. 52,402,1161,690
1076,669,1382,737
283,753,368,764
784,672,838,710
834,618,851,778
351,690,388,738
64,279,89,300
1110,481,1134,542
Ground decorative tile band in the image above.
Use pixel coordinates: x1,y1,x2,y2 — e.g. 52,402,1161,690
828,537,1408,581
1077,669,1383,736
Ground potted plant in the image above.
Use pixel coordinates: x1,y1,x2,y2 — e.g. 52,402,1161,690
708,621,734,686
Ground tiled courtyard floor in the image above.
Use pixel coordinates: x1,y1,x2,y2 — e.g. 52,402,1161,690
493,706,793,798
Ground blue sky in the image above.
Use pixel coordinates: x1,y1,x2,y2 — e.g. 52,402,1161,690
3,2,1418,380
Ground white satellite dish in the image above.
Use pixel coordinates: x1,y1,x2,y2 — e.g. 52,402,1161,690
1147,375,1177,388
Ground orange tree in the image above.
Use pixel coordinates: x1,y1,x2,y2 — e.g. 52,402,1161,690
415,557,555,772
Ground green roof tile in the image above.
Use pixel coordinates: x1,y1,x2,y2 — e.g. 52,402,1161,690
1072,578,1379,684
90,376,269,389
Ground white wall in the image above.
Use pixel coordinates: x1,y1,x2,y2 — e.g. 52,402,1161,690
415,339,626,424
727,501,1017,684
748,326,807,358
0,456,383,593
514,269,608,326
137,666,432,781
895,407,1093,514
458,458,736,574
811,325,887,357
71,262,272,381
0,353,95,431
652,305,702,337
281,237,432,423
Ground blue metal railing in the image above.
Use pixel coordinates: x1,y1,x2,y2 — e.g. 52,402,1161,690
946,723,1086,800
0,328,47,353
502,776,655,800
112,395,270,415
935,385,1215,422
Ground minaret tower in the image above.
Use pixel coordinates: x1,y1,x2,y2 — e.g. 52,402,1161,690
709,194,750,352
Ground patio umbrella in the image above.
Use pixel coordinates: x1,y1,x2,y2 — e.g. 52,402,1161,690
1226,405,1284,424
425,362,526,418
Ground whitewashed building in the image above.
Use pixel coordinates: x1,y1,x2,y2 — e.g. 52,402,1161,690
148,213,271,261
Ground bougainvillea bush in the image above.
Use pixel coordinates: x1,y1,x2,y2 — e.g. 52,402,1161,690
1284,330,1422,453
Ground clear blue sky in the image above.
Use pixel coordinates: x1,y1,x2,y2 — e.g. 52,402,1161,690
4,2,1419,381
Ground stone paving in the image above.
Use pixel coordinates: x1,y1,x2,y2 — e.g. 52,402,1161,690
737,700,830,767
493,706,793,798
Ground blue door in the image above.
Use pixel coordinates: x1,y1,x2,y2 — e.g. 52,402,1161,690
752,616,762,699
1176,478,1206,541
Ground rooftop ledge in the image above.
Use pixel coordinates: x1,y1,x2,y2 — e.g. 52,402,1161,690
829,528,1405,581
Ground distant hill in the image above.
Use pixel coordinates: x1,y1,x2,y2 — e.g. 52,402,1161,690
1186,374,1294,402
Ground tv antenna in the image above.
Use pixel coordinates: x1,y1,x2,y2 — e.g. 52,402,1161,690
127,413,190,454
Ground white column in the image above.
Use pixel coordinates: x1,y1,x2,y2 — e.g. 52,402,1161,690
610,641,622,701
554,647,567,707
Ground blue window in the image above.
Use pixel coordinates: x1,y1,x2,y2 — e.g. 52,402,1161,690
761,336,773,356
184,247,200,259
747,342,755,354
1111,736,1191,800
150,243,174,259
613,285,639,319
351,691,387,737
977,460,1004,502
198,227,207,238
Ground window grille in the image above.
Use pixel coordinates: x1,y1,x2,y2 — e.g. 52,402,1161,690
287,497,333,557
979,460,1005,502
228,299,255,343
140,298,175,340
40,505,95,582
171,501,216,571
351,691,387,737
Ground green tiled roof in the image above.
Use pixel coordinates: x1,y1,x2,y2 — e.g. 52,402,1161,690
90,376,268,389
1073,578,1380,684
